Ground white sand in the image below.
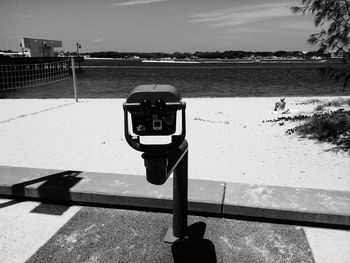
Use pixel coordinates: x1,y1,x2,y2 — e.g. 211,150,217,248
0,97,349,191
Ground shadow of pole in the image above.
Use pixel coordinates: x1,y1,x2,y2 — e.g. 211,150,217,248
171,222,217,263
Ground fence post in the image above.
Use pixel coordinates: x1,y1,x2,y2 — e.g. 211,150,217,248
71,57,78,102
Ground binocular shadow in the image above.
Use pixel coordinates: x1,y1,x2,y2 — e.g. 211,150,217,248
171,222,217,263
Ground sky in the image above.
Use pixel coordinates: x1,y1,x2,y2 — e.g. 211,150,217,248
0,0,316,53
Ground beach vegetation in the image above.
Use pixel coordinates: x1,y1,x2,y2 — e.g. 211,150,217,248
296,98,324,105
289,0,350,151
315,104,326,111
297,98,350,111
313,97,350,111
291,0,350,89
291,1,350,54
267,109,350,153
288,109,350,152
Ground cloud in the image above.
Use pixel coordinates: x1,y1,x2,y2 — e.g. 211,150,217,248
186,3,296,28
91,38,103,43
112,0,170,7
10,14,34,19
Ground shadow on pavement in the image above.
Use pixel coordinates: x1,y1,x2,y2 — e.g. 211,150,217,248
0,199,23,209
11,170,82,215
172,222,217,263
30,203,73,215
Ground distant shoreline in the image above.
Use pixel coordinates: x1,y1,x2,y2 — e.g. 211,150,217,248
84,57,335,64
81,57,348,69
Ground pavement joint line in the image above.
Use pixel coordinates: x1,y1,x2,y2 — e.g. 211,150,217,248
220,182,227,215
0,165,350,229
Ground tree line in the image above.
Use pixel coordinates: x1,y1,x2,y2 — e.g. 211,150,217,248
85,50,327,60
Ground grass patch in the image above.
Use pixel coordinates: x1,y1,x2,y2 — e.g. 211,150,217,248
297,98,350,111
313,98,350,112
267,109,350,153
314,104,326,111
290,109,350,152
296,99,323,105
288,110,349,137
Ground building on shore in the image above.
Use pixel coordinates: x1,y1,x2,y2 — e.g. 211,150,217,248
21,37,62,57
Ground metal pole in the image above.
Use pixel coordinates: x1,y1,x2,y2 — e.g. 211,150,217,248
172,151,188,238
41,39,45,57
71,57,78,102
76,43,81,71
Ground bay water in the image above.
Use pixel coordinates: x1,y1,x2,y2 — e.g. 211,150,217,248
1,59,349,98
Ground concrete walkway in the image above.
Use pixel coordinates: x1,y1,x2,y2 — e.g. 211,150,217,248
0,198,314,263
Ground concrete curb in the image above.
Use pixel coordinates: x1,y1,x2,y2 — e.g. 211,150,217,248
0,165,349,228
224,183,350,227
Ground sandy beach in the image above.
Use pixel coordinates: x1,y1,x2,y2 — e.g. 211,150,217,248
0,97,349,191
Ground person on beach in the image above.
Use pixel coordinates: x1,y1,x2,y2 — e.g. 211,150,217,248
274,98,286,111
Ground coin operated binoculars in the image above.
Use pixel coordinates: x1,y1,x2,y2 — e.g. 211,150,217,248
123,85,188,243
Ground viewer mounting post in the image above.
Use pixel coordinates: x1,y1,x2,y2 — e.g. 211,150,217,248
123,84,188,243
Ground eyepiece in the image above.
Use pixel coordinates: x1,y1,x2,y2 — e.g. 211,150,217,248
155,99,166,112
140,99,152,113
124,85,186,152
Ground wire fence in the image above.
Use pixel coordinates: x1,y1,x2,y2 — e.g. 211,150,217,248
0,59,72,91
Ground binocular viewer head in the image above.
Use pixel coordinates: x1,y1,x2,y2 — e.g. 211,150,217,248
124,85,186,154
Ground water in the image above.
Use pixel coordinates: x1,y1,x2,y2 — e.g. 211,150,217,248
1,59,349,98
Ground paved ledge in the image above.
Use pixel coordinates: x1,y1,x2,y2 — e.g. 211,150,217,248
223,183,350,227
0,166,224,214
0,166,350,228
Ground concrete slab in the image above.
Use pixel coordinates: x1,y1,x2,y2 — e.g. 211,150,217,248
0,166,224,214
26,206,314,263
304,227,350,263
224,183,350,227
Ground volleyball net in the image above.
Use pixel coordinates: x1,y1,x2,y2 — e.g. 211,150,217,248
0,59,72,91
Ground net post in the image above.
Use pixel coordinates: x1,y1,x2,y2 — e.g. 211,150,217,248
71,57,78,102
